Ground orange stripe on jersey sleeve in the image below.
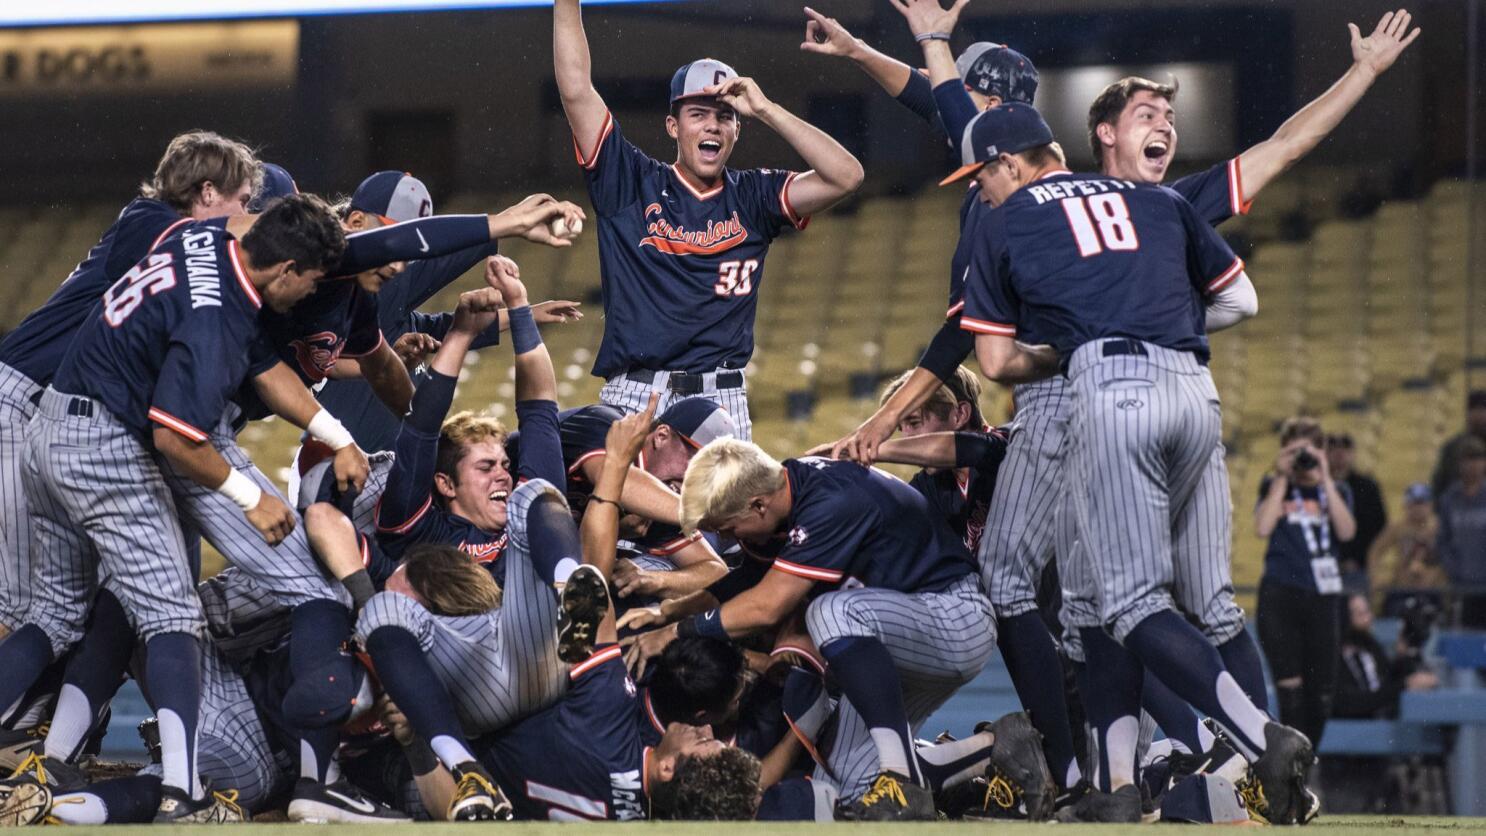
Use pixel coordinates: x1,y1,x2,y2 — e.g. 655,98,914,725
147,407,209,442
573,111,615,171
959,316,1017,337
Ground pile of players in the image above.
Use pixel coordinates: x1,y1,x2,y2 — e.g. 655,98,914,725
0,0,1418,825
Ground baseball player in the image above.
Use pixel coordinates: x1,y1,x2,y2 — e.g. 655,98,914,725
0,197,344,821
553,0,864,437
630,441,1005,821
947,103,1315,824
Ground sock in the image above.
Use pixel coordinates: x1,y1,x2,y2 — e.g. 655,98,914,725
1218,632,1270,712
146,633,202,799
1140,670,1205,756
997,612,1080,789
341,570,376,612
819,636,920,785
364,626,477,769
54,775,164,824
0,625,57,723
1079,627,1143,791
283,600,357,729
1124,611,1270,761
526,493,581,586
299,728,342,783
915,731,994,792
47,591,135,762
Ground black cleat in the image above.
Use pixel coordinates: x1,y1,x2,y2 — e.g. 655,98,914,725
1054,783,1142,823
0,726,45,772
835,771,936,821
449,762,513,822
981,711,1056,821
1244,722,1315,825
137,718,162,766
557,565,610,664
152,785,245,824
288,777,410,823
5,752,86,793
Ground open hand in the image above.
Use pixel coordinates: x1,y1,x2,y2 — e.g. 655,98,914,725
889,0,971,38
1349,9,1420,78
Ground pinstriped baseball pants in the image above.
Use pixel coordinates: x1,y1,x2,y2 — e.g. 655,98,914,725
22,389,204,655
354,479,569,734
805,575,995,800
600,372,752,441
0,362,41,633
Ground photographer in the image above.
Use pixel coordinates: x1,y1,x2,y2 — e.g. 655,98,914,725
1255,417,1357,750
1436,436,1486,627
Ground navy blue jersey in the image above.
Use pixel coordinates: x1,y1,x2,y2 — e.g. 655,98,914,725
312,241,501,452
758,458,975,593
52,224,263,443
476,646,648,821
908,428,1008,555
633,681,784,761
0,198,189,386
959,173,1243,360
1168,157,1249,227
578,112,806,378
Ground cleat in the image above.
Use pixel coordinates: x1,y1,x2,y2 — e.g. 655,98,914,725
835,771,936,821
137,718,162,766
557,565,610,664
0,726,47,772
288,777,410,823
449,762,512,822
1054,779,1090,813
980,711,1056,821
1243,722,1315,825
6,753,86,793
1054,783,1142,823
0,781,53,827
153,785,245,824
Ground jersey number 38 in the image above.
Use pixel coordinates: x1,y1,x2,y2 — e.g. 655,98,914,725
103,253,177,327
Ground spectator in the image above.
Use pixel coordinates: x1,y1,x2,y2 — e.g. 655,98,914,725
1327,433,1386,586
1429,389,1486,504
1372,483,1445,613
1435,436,1486,628
1325,593,1440,814
1255,416,1356,751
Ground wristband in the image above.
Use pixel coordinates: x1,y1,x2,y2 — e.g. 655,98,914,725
678,608,729,641
508,305,541,355
308,408,355,451
217,469,263,512
914,31,952,43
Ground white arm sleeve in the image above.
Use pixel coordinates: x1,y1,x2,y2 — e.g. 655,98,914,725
1205,272,1258,332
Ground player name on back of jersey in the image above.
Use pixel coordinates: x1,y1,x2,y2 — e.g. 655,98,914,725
1024,176,1135,205
182,229,225,309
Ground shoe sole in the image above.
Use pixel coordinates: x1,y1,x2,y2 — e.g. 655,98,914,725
0,782,50,827
989,712,1056,821
557,566,610,664
451,802,498,822
1254,734,1315,824
288,798,409,824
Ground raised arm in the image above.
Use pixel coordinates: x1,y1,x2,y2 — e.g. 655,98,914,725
706,77,864,216
554,0,612,161
483,256,557,404
800,7,915,98
1238,9,1419,199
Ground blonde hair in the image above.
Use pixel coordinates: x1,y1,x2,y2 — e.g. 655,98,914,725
680,438,786,535
880,366,986,430
404,544,502,615
140,130,260,213
436,411,508,486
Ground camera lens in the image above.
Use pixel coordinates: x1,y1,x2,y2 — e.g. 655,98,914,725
1294,450,1319,471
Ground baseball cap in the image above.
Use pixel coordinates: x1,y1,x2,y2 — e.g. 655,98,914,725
249,162,299,213
954,42,1038,104
657,397,736,449
1405,482,1432,504
1160,774,1250,824
350,171,433,224
939,102,1055,186
670,58,738,104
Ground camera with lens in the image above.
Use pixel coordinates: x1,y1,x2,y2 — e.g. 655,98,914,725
1293,449,1320,471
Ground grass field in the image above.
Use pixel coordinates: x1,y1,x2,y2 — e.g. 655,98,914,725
32,818,1486,834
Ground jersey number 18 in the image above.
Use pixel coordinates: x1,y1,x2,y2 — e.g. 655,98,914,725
1061,194,1139,257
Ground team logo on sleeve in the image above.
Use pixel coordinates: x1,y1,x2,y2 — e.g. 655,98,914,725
639,204,748,255
787,525,809,546
291,331,347,381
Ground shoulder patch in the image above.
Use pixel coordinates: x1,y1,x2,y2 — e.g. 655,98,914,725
788,525,809,547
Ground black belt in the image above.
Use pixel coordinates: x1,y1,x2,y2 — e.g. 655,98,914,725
1100,339,1208,366
623,369,743,396
66,397,94,418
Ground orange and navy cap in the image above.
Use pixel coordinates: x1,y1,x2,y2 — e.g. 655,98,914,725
670,58,738,104
940,102,1054,186
657,396,736,450
350,171,433,225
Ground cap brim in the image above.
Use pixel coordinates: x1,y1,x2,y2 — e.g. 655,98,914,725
939,161,985,187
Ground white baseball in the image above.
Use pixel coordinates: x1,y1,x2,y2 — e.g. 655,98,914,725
549,216,583,239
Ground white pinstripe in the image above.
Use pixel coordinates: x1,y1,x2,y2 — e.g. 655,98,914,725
0,362,41,632
600,371,752,441
353,480,569,733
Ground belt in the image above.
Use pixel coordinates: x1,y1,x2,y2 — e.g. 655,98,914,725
1101,338,1207,366
66,397,94,418
623,369,743,396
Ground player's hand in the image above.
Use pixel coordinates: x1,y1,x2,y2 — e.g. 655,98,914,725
704,77,775,120
622,622,679,680
378,696,415,747
494,194,587,249
392,332,441,370
605,392,659,466
452,287,504,335
613,558,670,600
889,0,971,38
332,443,370,494
831,408,899,465
801,7,860,59
245,493,297,545
1349,9,1420,78
484,255,530,308
617,605,667,632
533,300,583,324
